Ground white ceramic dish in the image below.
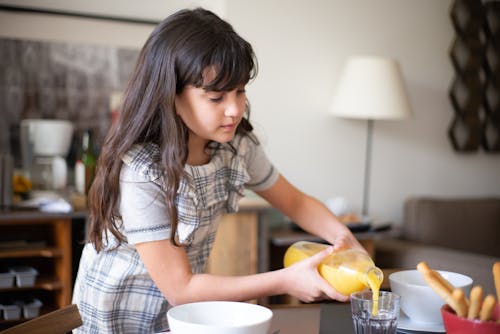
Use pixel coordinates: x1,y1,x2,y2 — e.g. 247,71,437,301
389,270,472,325
398,312,445,333
167,301,273,334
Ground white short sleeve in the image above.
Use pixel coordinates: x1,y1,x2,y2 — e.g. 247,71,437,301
241,136,280,191
119,164,171,244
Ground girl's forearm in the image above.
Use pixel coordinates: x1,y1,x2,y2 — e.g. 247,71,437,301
256,176,352,246
289,194,348,243
166,269,289,306
288,195,365,252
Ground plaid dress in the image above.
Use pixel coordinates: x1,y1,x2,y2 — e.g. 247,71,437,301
72,134,279,333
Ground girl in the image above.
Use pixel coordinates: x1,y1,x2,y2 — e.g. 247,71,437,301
72,7,365,333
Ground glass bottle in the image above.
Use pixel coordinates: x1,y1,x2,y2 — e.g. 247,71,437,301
75,129,96,195
283,241,384,296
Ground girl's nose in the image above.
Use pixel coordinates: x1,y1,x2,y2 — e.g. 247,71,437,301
225,98,244,118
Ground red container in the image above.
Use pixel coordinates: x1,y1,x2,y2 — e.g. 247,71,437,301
441,303,500,334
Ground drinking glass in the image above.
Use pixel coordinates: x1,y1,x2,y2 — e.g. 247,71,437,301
350,291,400,334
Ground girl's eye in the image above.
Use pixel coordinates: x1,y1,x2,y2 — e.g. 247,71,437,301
207,93,223,103
209,96,223,102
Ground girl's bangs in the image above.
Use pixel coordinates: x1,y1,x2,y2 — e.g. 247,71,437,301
198,39,256,92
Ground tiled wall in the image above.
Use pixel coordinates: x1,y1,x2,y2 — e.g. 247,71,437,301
0,38,139,166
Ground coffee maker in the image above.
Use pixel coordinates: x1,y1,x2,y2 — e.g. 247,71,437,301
20,119,74,192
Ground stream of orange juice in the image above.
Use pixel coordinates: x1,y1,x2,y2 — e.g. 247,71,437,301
367,269,381,315
284,241,383,315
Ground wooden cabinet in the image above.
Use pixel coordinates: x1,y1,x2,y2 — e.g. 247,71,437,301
0,212,79,330
206,196,271,277
205,197,272,304
206,211,259,276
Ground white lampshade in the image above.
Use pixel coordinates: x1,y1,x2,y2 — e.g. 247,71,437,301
330,56,412,120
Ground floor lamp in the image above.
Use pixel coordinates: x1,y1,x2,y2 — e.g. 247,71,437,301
330,56,412,216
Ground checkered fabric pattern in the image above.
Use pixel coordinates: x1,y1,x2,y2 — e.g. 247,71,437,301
72,134,279,333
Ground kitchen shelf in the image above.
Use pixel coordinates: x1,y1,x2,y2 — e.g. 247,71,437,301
0,247,63,258
0,211,73,330
0,276,63,292
0,305,57,326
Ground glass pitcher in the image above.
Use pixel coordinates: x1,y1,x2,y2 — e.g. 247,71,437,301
283,241,384,296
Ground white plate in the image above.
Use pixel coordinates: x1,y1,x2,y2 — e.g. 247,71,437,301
397,313,445,333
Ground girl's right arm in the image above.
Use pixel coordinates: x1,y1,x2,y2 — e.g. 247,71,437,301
135,239,347,306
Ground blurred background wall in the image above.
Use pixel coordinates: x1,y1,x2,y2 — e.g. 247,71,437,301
1,0,499,226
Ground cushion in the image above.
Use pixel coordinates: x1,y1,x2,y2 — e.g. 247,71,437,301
402,197,500,257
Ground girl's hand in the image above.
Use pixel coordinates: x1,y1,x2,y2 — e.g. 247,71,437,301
283,246,349,303
331,230,366,253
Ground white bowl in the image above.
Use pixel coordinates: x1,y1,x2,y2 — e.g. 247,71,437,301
167,301,273,334
389,269,472,325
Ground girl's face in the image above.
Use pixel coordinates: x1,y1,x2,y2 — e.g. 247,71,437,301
175,83,247,146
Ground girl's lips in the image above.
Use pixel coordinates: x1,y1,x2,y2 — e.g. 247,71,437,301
221,123,236,130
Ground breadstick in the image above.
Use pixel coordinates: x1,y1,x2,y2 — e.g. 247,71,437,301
417,261,431,274
467,285,483,320
422,271,462,314
417,261,454,293
494,262,500,323
451,288,468,317
479,294,496,322
422,270,452,300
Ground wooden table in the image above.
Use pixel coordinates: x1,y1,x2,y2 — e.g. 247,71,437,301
161,305,321,334
163,300,412,334
270,305,321,334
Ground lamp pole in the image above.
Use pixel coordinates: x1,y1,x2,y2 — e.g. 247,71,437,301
330,57,413,216
362,119,374,216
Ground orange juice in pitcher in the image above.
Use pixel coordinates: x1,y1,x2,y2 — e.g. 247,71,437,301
284,241,383,314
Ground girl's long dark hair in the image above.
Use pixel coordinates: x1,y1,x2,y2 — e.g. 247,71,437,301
88,8,257,251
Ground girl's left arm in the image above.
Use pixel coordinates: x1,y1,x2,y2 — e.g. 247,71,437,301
255,174,365,252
